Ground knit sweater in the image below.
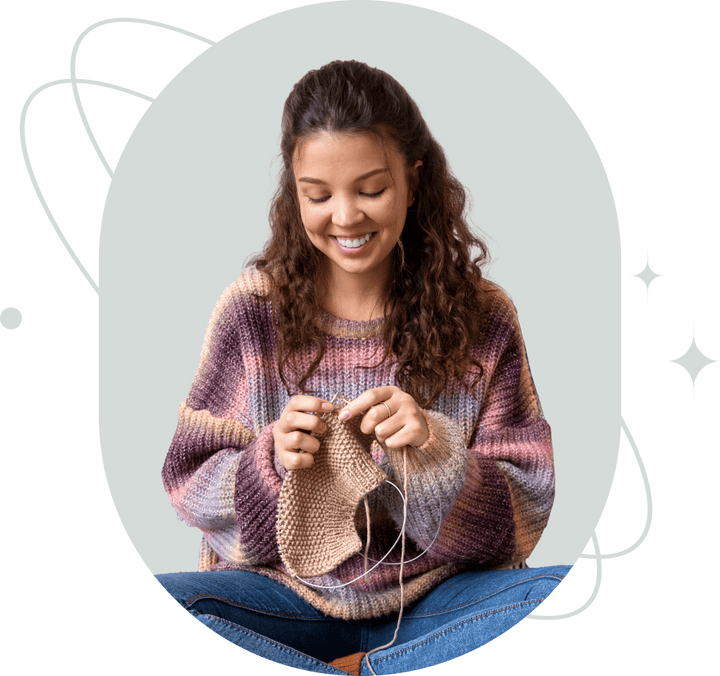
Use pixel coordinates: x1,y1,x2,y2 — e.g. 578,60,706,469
161,266,555,620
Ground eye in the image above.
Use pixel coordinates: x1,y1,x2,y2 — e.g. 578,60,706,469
361,188,387,199
307,195,330,204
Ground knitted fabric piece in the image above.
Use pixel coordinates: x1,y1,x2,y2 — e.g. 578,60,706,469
161,266,556,620
277,410,388,578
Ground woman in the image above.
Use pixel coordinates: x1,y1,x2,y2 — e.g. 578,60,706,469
159,60,569,675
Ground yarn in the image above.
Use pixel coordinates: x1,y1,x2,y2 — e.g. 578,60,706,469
289,479,407,590
365,444,443,566
163,268,556,622
276,399,388,578
364,446,408,676
276,393,444,675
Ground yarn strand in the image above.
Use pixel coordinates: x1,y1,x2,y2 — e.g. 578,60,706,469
365,446,409,676
366,445,443,566
363,495,371,576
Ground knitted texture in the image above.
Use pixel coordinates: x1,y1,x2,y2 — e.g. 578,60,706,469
277,410,388,578
161,266,556,620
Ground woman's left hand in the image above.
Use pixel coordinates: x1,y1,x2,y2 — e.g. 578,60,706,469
338,386,429,451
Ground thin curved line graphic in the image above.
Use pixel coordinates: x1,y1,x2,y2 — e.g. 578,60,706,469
22,23,646,627
525,416,655,622
602,416,655,561
528,532,602,620
20,78,155,295
70,18,216,178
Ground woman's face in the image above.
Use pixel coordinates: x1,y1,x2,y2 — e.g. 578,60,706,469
293,131,420,289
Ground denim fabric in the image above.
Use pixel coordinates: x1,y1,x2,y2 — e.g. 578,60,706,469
156,566,570,674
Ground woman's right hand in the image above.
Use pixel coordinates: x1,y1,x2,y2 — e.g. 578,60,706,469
274,396,336,470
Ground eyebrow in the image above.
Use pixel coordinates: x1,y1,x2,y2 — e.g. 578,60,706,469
297,168,389,184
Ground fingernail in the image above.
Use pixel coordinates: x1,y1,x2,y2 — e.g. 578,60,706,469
339,409,352,421
321,402,334,411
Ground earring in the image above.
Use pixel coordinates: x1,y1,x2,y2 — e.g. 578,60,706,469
396,238,406,271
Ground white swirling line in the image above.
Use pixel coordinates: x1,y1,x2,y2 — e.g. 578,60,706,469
20,18,216,295
18,16,655,622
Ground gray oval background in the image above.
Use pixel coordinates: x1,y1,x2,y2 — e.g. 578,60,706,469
100,1,619,575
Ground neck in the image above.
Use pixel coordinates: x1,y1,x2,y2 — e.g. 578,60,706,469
320,266,390,321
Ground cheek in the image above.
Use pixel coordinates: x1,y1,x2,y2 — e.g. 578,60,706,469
300,209,324,239
381,196,407,226
376,204,405,231
366,203,394,227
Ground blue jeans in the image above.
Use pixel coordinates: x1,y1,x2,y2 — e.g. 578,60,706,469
156,566,570,674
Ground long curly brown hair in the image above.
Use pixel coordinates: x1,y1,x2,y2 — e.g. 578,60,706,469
252,60,491,408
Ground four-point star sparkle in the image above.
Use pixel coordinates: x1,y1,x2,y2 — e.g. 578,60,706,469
668,322,720,401
628,246,667,305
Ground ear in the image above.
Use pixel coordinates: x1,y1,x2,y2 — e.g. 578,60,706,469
407,160,423,205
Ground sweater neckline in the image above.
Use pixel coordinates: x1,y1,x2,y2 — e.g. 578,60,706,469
316,310,385,339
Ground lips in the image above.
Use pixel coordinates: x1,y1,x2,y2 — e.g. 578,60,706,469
334,233,373,248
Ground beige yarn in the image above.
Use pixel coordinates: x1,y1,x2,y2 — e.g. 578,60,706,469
277,409,389,578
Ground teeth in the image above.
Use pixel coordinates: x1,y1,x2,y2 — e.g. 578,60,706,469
337,233,372,248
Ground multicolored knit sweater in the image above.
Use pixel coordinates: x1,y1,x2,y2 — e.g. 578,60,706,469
161,267,555,620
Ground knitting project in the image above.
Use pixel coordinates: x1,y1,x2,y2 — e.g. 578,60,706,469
161,266,556,620
277,409,388,578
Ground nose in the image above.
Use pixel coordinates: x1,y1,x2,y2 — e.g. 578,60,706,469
332,195,364,228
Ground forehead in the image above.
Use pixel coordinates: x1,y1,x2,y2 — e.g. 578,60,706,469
293,131,405,176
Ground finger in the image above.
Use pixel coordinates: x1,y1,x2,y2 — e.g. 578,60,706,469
281,411,328,435
370,411,408,440
383,428,418,451
283,430,321,455
359,403,396,435
286,395,336,414
339,386,398,421
383,416,429,450
279,448,315,471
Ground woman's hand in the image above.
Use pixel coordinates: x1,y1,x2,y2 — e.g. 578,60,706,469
274,396,336,470
338,386,429,451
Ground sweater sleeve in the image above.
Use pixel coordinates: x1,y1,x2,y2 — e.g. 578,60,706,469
379,292,554,567
161,277,284,568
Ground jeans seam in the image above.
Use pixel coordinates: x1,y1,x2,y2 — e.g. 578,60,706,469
371,599,542,664
183,593,329,620
194,611,350,674
182,573,567,620
405,573,567,618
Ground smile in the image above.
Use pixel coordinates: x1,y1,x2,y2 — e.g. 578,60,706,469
334,233,374,249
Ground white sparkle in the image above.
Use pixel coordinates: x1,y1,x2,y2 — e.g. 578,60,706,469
668,322,720,401
628,246,667,305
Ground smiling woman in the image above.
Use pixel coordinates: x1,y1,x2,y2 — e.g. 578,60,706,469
156,60,570,675
294,132,420,320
